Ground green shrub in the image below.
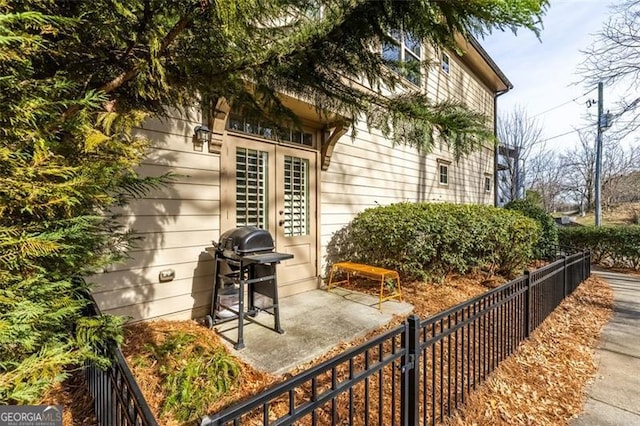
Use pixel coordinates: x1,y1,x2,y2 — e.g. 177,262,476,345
558,226,640,270
328,202,541,281
504,199,559,260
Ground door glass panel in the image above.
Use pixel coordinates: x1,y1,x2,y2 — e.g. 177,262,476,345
236,148,268,228
283,156,309,237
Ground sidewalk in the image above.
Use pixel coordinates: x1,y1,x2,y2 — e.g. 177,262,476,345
572,269,640,425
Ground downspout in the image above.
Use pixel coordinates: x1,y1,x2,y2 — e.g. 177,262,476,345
493,89,509,207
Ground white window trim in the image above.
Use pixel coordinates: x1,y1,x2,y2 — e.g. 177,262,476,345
484,176,492,192
441,52,451,75
438,164,449,186
382,30,423,88
437,158,451,186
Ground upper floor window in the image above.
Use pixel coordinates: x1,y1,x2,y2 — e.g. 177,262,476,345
227,110,314,147
439,164,449,185
441,52,451,75
382,30,422,87
485,176,492,192
438,159,451,186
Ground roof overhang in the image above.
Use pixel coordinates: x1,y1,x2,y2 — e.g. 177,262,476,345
454,33,513,94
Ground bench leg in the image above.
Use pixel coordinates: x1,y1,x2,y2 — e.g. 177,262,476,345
328,266,337,291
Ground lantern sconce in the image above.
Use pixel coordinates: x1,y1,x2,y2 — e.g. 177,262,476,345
193,125,212,151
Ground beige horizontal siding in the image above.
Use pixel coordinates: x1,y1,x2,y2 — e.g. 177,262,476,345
93,274,211,311
104,244,213,272
90,257,213,293
117,213,219,234
125,230,217,252
91,107,221,321
320,54,496,274
111,199,219,217
144,146,221,170
101,290,212,322
425,46,494,128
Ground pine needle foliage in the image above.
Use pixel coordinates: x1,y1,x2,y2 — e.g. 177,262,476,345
0,7,163,403
1,0,547,404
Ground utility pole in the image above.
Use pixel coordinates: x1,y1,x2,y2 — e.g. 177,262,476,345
594,82,603,227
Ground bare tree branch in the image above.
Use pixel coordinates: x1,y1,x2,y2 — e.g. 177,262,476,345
578,1,640,138
496,105,543,204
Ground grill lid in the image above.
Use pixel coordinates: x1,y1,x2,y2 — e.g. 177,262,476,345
218,226,275,255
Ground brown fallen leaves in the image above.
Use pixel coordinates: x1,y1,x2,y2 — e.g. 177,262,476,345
53,272,612,425
121,320,277,426
445,275,613,425
40,372,97,426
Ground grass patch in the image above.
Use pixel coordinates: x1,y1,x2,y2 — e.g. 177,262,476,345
571,202,640,226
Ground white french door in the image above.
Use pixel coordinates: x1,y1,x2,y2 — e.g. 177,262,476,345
221,135,318,295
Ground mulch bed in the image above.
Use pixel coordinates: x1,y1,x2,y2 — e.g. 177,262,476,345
121,320,277,426
444,275,613,425
51,271,613,425
41,372,97,426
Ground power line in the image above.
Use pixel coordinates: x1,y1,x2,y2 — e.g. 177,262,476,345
530,124,593,148
529,87,597,119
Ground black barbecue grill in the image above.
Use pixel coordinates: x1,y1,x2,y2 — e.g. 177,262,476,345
205,227,293,349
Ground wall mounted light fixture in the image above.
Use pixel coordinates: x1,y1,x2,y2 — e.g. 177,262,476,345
193,125,212,151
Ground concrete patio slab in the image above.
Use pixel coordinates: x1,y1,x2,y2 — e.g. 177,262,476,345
214,288,413,375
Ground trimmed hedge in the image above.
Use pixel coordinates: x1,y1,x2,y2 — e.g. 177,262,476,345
558,226,640,270
327,202,541,281
504,199,559,260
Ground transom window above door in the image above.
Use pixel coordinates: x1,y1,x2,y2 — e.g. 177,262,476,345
227,110,315,147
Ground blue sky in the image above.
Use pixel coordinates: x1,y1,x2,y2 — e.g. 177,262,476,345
482,0,617,153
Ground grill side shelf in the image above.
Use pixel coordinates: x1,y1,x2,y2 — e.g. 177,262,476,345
240,252,294,264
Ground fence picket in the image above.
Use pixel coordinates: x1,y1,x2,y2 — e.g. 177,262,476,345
84,250,591,426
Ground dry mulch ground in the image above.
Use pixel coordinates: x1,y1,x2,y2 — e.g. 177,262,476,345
287,272,498,375
52,270,613,425
444,275,613,425
41,371,97,426
121,320,277,426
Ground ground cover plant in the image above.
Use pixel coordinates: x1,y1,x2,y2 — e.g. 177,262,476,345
134,329,240,422
122,320,274,426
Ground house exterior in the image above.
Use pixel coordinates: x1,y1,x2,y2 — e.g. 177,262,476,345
496,144,525,206
90,36,512,321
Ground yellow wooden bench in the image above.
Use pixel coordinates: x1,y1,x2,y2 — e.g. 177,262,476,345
327,261,403,310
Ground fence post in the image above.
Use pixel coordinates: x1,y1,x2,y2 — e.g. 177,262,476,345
401,315,420,426
563,255,568,298
587,249,592,277
524,270,532,338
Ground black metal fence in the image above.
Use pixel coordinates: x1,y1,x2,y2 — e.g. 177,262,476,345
84,299,158,426
202,249,591,426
